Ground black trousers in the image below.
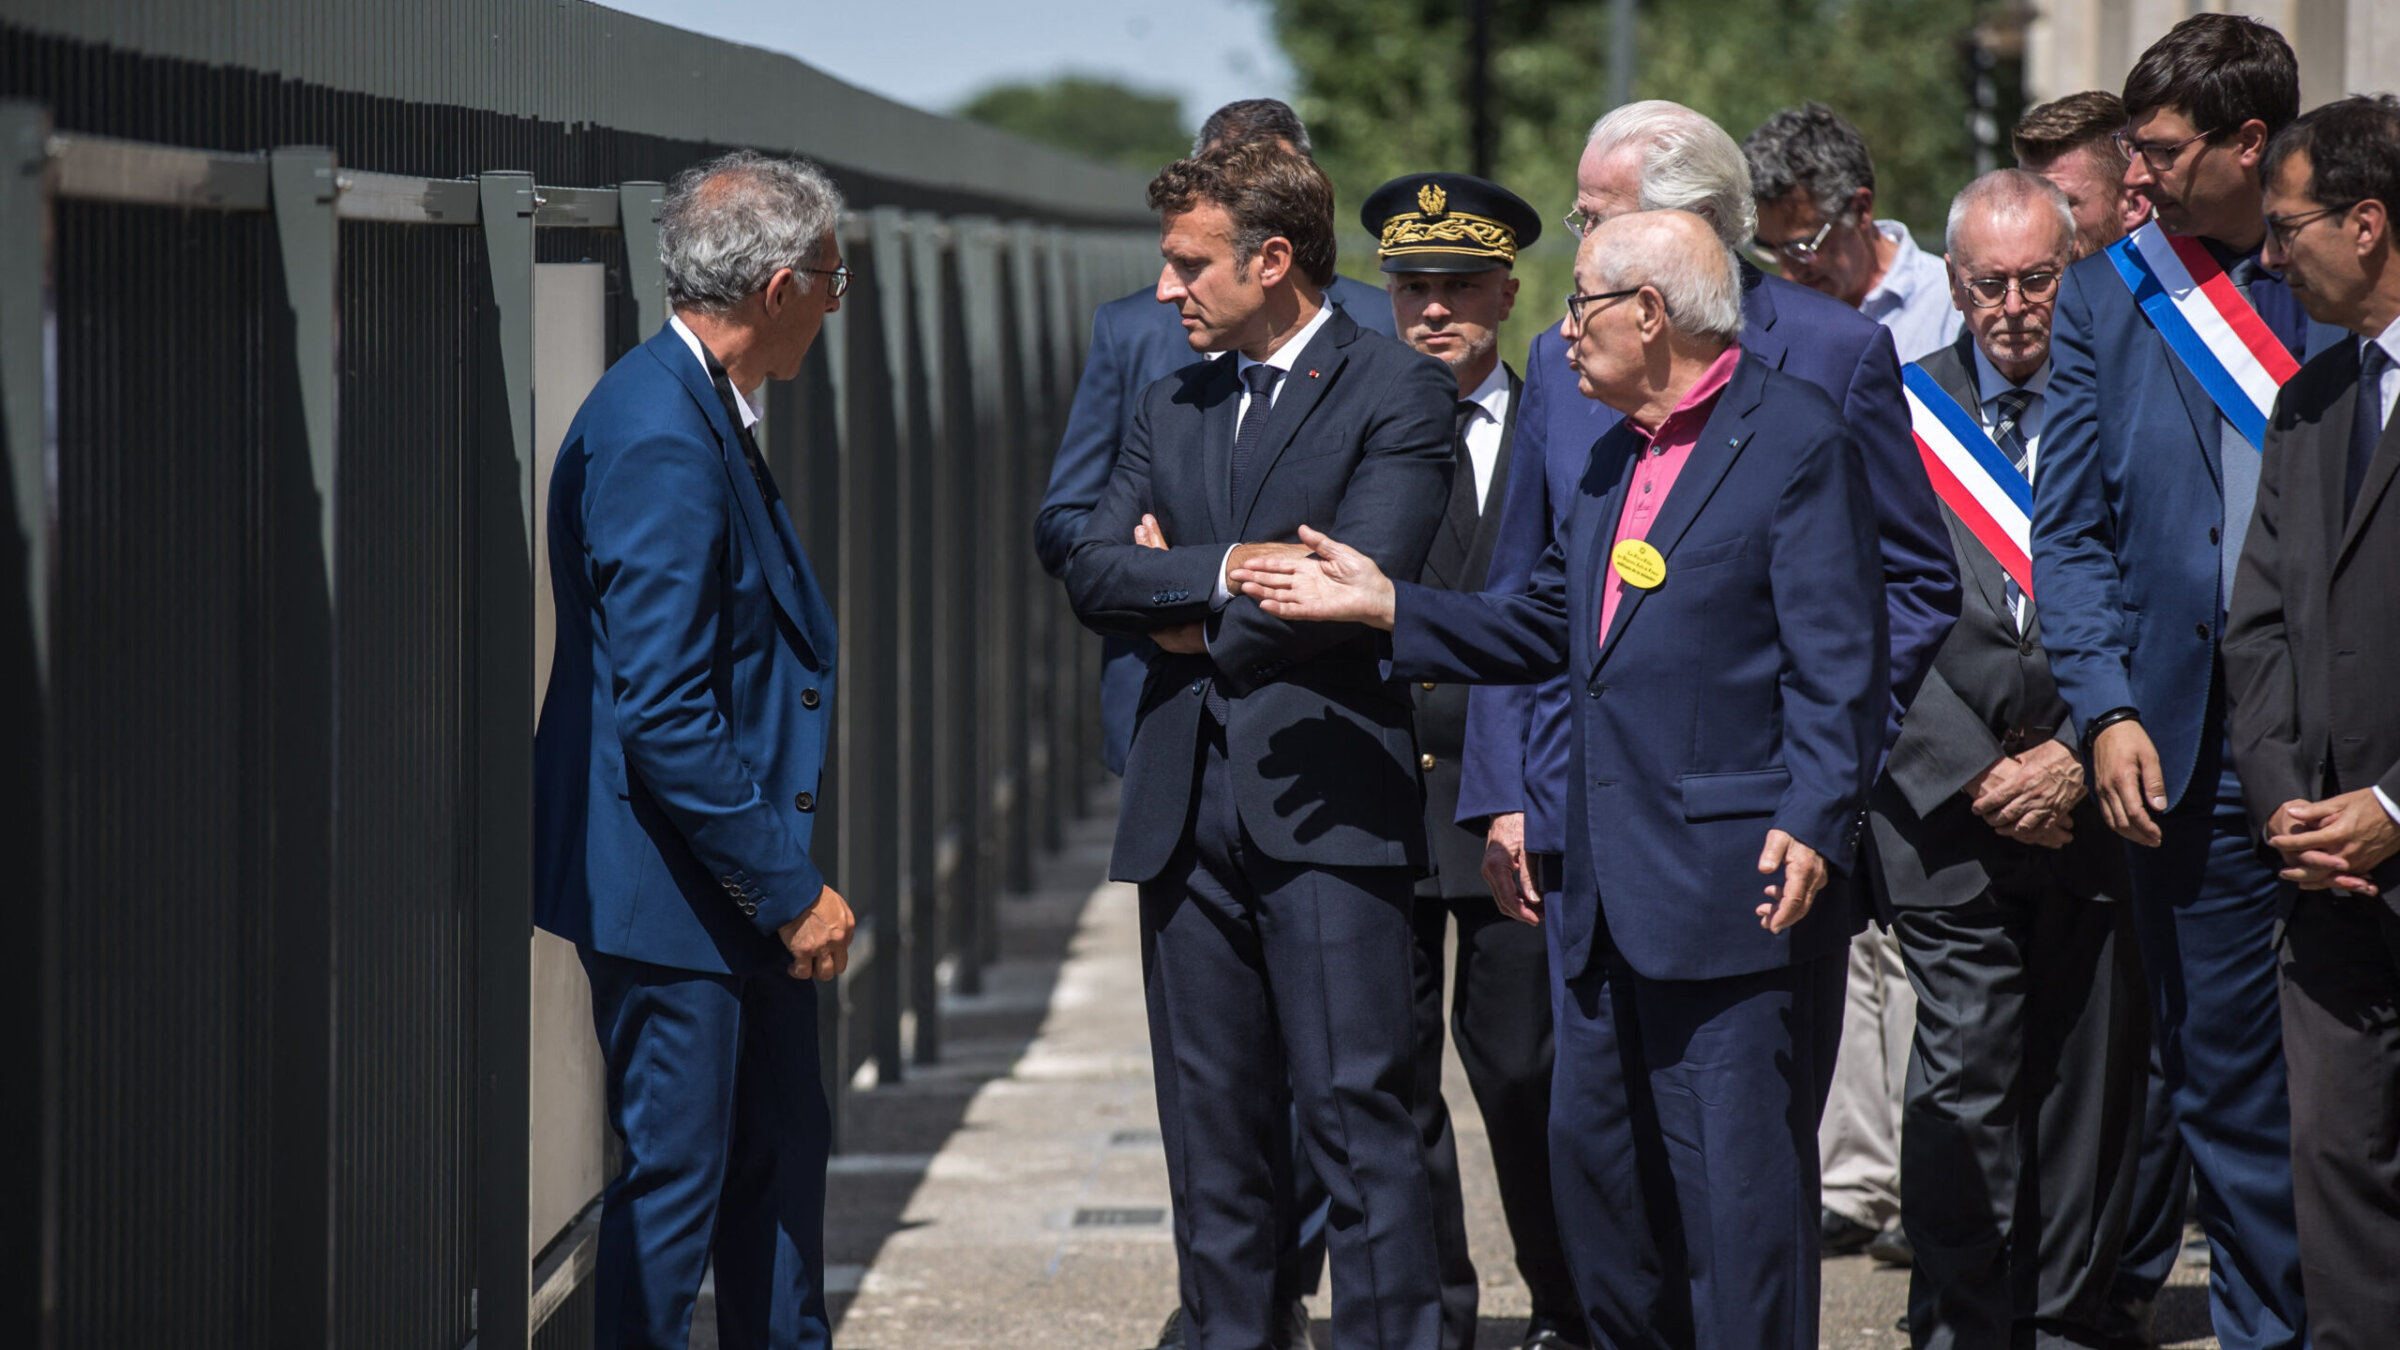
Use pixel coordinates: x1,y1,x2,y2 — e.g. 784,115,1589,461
1139,725,1442,1350
2279,892,2400,1350
1890,867,2149,1350
1410,890,1580,1338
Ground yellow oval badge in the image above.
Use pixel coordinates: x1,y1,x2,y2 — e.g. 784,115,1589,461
1612,539,1667,590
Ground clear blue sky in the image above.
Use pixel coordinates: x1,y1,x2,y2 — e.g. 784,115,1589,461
599,0,1295,130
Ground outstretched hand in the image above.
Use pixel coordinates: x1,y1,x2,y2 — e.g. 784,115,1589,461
1229,525,1397,630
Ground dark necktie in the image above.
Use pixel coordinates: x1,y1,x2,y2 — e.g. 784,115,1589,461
1993,388,2034,614
699,345,780,505
1230,363,1282,512
2352,340,2391,519
1448,398,1482,522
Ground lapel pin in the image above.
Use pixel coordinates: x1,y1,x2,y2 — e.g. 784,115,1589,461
1309,369,1319,378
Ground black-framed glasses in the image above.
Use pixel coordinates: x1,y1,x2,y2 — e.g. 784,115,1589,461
2264,201,2359,252
2111,126,2217,172
1960,270,2061,308
1749,214,1839,269
799,262,851,299
1565,286,1647,326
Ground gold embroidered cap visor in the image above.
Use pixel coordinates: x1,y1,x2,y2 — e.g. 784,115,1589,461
1360,171,1543,275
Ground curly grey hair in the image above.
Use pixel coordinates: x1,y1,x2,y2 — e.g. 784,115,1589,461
660,149,844,313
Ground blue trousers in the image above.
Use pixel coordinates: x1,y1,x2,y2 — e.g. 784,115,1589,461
1138,726,1441,1350
582,947,832,1350
2121,735,2306,1350
1545,883,1846,1350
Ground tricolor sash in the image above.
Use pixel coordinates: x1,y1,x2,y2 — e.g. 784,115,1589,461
1902,363,2033,599
2105,221,2299,449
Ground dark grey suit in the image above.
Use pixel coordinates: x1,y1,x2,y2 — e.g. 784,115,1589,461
2226,334,2400,1348
1065,302,1456,1350
1870,334,2148,1349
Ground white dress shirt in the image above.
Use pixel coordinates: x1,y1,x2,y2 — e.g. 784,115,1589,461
670,314,760,427
1861,220,1966,363
1458,359,1514,511
1967,344,2048,632
1213,301,1338,605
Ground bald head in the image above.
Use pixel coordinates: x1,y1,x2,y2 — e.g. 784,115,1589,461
1578,209,1745,342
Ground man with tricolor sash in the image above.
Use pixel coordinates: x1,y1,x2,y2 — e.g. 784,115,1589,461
2030,15,2340,1348
1873,168,2151,1349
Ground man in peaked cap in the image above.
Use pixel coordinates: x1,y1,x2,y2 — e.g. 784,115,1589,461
1362,172,1585,1350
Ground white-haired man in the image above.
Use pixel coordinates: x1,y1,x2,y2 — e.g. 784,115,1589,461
1241,209,1887,1350
1456,102,1957,1270
1873,169,2152,1347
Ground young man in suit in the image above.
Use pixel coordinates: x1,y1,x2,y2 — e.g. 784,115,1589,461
1458,101,1956,1267
1362,172,1584,1350
1240,209,1887,1350
534,151,856,1350
2029,18,2338,1346
1034,99,1397,1350
1062,141,1456,1350
1876,169,2150,1349
2228,94,2400,1349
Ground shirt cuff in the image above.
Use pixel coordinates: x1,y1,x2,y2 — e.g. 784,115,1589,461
2375,786,2400,827
1213,544,1237,610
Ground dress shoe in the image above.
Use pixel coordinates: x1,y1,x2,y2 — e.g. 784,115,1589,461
1150,1308,1185,1349
1521,1315,1593,1349
1820,1207,1878,1256
1867,1224,1915,1268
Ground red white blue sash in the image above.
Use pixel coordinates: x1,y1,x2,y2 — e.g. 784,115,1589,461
2105,221,2299,449
1902,363,2033,599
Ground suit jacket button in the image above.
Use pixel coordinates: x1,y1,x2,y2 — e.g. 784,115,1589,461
1420,754,1437,771
740,902,757,916
1421,682,1436,691
795,790,815,812
801,687,820,709
2194,622,2210,640
2209,526,2221,545
2018,635,2035,656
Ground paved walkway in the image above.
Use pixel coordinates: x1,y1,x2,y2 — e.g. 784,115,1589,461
700,784,2222,1348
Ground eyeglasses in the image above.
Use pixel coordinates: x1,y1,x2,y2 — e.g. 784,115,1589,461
799,263,851,299
1565,286,1649,327
2264,202,2358,252
2111,126,2217,173
1564,206,1597,240
1749,214,1839,269
1959,270,2061,308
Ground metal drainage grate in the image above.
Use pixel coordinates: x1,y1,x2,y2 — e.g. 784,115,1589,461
1071,1207,1166,1228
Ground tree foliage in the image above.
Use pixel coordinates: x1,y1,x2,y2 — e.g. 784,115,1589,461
955,75,1194,174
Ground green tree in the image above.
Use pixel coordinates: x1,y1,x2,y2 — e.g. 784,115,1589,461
955,75,1193,174
1266,0,1993,359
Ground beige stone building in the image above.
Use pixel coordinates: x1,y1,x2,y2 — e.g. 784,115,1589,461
2025,0,2400,110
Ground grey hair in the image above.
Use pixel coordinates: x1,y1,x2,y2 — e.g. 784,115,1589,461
1742,102,1875,216
1944,168,2076,259
1585,100,1759,249
1586,210,1746,342
660,150,845,313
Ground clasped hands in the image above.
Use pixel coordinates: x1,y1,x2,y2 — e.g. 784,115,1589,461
2263,792,2397,896
1235,526,1826,935
1131,514,1313,653
1963,740,2085,849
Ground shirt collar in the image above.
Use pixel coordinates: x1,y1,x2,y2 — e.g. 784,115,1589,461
1235,300,1337,382
2370,312,2400,368
1460,358,1512,424
1635,344,1743,444
1969,341,2050,406
670,313,760,428
1860,220,1938,313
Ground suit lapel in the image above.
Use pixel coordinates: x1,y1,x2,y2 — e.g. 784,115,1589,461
2336,343,2400,572
1595,356,1764,669
650,330,826,653
1234,309,1353,535
1737,264,1791,371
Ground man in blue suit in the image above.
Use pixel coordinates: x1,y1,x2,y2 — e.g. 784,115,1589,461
1036,98,1396,775
1032,97,1391,1350
1237,209,1887,1350
1458,105,1952,1112
1063,141,1456,1350
2030,18,2336,1347
535,151,855,1350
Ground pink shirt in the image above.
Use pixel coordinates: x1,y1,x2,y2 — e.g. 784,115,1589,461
1596,345,1744,642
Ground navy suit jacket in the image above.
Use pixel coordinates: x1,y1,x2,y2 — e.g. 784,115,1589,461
535,326,840,976
1460,266,1956,852
1390,353,1887,981
1063,304,1455,882
2031,249,2342,809
1036,275,1398,772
